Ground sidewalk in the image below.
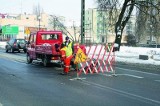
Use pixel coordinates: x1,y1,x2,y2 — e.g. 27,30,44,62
0,41,6,49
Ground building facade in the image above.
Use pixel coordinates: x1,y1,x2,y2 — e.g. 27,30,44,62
0,13,48,41
85,8,127,44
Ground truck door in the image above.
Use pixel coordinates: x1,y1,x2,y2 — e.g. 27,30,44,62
28,34,36,59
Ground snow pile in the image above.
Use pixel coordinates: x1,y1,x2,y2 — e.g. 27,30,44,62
0,41,6,49
115,46,160,65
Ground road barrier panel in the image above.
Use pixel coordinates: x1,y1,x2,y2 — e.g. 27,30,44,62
70,43,116,80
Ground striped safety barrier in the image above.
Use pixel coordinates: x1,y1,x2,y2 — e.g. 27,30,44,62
75,43,116,77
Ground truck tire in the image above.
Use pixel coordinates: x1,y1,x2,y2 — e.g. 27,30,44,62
27,54,33,64
43,55,50,67
5,46,8,53
6,49,8,53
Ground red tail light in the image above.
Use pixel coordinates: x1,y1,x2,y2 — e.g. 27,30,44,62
13,43,16,47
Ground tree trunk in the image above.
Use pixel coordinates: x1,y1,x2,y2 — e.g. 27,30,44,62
115,0,135,51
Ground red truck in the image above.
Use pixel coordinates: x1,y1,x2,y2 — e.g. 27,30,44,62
26,30,86,66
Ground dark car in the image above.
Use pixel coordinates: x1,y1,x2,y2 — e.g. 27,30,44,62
5,38,27,53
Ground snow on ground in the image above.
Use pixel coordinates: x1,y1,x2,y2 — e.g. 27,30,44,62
0,41,6,49
86,45,160,65
1,41,160,65
116,46,160,65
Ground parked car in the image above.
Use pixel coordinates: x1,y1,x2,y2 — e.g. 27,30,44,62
5,38,27,53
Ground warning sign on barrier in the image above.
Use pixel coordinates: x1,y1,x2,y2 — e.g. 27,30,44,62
74,48,88,64
70,43,116,80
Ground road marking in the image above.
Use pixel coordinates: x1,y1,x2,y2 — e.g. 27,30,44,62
0,103,3,106
122,74,143,78
101,73,143,79
117,67,160,76
80,80,160,105
155,80,160,82
99,73,113,77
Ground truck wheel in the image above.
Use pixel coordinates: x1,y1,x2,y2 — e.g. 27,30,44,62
43,56,49,67
6,49,8,53
5,46,8,52
27,54,33,64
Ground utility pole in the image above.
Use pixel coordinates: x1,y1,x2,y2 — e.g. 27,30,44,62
38,16,41,30
81,0,85,44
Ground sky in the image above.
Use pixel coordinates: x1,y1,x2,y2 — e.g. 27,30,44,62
0,0,96,21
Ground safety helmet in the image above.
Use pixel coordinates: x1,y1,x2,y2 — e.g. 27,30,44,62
65,36,69,40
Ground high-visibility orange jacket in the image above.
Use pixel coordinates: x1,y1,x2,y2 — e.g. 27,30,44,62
60,45,73,73
60,46,67,61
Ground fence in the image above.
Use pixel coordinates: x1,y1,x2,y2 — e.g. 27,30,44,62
71,43,116,80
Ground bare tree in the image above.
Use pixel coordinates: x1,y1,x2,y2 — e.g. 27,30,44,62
96,0,160,50
152,11,160,47
49,15,74,41
32,3,44,17
135,1,148,43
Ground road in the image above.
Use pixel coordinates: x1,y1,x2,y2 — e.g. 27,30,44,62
0,49,160,106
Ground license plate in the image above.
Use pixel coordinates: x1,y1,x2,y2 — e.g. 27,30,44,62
50,60,61,63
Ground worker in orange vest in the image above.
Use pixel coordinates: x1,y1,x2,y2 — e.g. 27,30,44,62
55,43,73,75
62,36,74,74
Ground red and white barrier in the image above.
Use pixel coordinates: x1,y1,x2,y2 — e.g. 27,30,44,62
77,43,116,77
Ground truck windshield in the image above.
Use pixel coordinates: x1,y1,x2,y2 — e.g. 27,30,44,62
41,34,59,40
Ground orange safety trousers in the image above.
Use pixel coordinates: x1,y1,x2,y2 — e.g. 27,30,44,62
64,55,73,73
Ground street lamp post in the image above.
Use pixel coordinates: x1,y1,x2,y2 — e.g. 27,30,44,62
38,16,41,30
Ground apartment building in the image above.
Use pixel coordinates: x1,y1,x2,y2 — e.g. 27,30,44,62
85,8,127,44
0,13,48,41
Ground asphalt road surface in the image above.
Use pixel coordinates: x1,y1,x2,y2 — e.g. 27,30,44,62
0,50,160,106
